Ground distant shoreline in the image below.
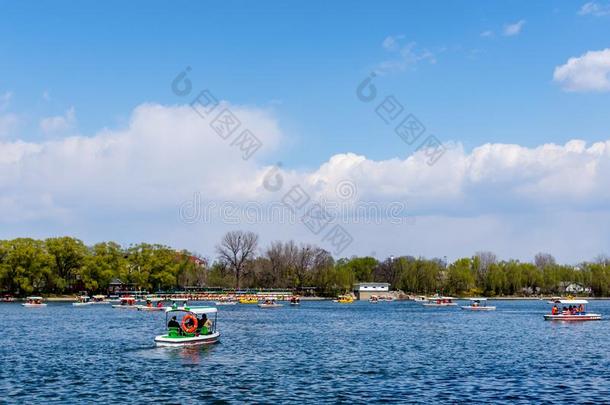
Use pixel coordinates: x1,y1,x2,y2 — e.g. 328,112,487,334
6,295,610,302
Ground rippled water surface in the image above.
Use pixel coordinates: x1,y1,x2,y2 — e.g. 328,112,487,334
1,300,609,404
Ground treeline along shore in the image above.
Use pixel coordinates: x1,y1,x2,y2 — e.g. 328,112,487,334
1,231,610,297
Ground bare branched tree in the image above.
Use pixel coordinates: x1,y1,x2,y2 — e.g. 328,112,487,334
294,244,315,289
475,251,497,284
534,252,556,269
216,231,259,289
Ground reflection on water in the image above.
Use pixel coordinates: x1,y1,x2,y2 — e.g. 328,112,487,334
140,344,218,364
1,300,609,403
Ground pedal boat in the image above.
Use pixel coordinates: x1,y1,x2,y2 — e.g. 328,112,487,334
155,306,220,347
73,295,93,307
422,296,457,307
22,296,47,307
112,296,138,309
258,299,283,308
334,295,354,304
214,297,238,306
137,298,165,311
369,295,379,303
544,299,601,321
289,296,301,306
239,297,259,305
91,295,110,304
461,298,496,311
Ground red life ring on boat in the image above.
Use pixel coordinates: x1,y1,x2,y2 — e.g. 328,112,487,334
181,314,198,333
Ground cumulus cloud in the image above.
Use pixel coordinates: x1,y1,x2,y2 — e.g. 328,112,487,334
579,1,610,16
39,107,77,134
503,20,525,36
554,48,610,92
7,102,610,218
0,102,281,220
2,102,610,261
267,139,610,215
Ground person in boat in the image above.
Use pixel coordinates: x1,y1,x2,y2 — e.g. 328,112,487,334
552,305,559,315
196,314,213,334
168,316,180,331
197,314,207,334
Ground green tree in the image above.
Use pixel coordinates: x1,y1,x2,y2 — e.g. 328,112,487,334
45,237,88,293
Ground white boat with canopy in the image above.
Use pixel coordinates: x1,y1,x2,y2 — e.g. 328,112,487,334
137,297,165,311
258,298,283,308
23,296,47,307
111,296,138,309
460,298,496,311
91,295,110,304
73,295,93,306
155,306,220,346
214,297,238,306
545,299,601,321
422,296,457,307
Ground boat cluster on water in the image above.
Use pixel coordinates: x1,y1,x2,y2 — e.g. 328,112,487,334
409,294,603,320
6,292,604,347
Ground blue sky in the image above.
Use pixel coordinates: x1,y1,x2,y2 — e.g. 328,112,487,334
2,1,609,164
1,1,610,262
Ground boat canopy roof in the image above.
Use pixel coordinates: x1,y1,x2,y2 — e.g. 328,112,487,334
468,297,487,301
92,295,106,299
171,298,188,302
27,296,43,300
432,296,454,299
554,299,588,304
120,296,135,301
165,306,217,315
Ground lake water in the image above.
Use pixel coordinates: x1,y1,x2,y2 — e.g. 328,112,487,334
1,300,609,403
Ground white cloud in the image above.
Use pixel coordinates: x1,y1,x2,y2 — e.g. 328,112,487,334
377,36,436,74
579,1,610,16
381,35,404,51
553,48,610,92
39,107,77,134
2,102,610,261
480,30,494,38
503,20,525,36
0,103,281,217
